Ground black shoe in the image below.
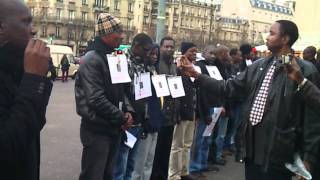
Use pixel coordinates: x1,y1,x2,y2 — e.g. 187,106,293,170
202,164,219,172
235,153,244,163
190,171,206,178
214,158,227,166
181,174,198,180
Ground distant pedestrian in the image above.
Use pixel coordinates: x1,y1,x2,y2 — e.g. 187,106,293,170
60,54,70,82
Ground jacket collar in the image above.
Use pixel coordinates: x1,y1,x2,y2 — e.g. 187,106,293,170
85,37,114,55
0,45,24,81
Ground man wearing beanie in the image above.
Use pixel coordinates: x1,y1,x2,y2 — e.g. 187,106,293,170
75,13,133,180
168,42,198,180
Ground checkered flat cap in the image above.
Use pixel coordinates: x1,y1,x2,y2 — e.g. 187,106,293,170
95,13,123,37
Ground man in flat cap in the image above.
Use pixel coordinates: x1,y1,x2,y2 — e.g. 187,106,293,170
75,13,133,180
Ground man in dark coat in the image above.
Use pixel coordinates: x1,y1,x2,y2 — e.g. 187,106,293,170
180,20,320,180
75,13,133,180
0,0,53,179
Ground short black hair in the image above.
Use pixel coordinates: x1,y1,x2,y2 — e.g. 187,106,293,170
229,48,239,56
160,36,175,46
276,20,299,47
239,43,252,56
305,46,317,56
132,33,153,47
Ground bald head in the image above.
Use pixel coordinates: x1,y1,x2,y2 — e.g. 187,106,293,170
303,46,317,61
0,0,34,51
202,45,215,61
215,45,229,61
0,0,28,21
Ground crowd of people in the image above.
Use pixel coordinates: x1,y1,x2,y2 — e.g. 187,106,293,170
1,1,320,180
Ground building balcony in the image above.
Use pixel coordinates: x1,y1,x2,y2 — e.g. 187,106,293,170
54,2,64,8
39,0,50,7
35,16,94,27
92,4,109,12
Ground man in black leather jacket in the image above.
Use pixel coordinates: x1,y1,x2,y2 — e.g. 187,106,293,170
75,13,133,180
0,1,52,179
180,20,320,180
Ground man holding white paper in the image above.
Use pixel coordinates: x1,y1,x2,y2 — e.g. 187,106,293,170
151,37,180,180
76,13,133,180
190,45,220,176
114,33,154,180
169,42,198,180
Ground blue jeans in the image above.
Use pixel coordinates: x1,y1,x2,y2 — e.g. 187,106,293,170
215,116,229,160
224,103,241,149
189,108,215,172
132,132,158,180
113,126,143,180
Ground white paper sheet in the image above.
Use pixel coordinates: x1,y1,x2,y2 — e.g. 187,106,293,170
167,76,185,98
134,72,152,100
190,65,202,82
203,107,223,137
246,59,253,66
124,131,137,149
205,66,223,80
107,54,131,84
151,74,171,97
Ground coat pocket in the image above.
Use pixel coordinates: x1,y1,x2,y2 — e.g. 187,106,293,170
270,127,297,165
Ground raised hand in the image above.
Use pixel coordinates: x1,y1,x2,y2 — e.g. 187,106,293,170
24,39,50,76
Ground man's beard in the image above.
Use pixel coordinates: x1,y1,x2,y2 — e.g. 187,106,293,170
161,53,173,63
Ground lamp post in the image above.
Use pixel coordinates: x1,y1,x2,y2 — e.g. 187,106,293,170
156,0,166,43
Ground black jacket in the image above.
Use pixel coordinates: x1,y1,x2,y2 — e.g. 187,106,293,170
75,37,133,136
195,56,320,171
0,47,52,180
179,74,196,121
195,59,220,118
158,56,180,126
124,50,152,126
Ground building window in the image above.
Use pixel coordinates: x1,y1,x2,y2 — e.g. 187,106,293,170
114,1,120,10
94,0,104,7
143,16,148,25
128,3,133,12
69,10,75,21
127,18,133,30
82,12,88,22
41,7,48,18
82,0,88,5
41,26,47,37
56,8,62,20
55,26,60,38
30,7,35,16
144,5,148,11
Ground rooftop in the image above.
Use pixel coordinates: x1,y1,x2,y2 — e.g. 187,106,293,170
250,0,293,15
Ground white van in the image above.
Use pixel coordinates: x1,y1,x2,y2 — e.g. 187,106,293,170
47,45,79,79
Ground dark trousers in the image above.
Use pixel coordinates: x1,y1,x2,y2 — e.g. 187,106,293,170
79,127,121,180
245,161,292,180
150,125,174,180
62,70,68,82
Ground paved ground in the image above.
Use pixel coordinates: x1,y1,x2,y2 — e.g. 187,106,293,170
40,80,245,180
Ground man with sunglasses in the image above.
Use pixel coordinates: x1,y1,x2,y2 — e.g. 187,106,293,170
113,33,154,180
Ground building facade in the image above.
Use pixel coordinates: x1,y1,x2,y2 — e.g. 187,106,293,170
27,0,289,53
219,0,294,45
